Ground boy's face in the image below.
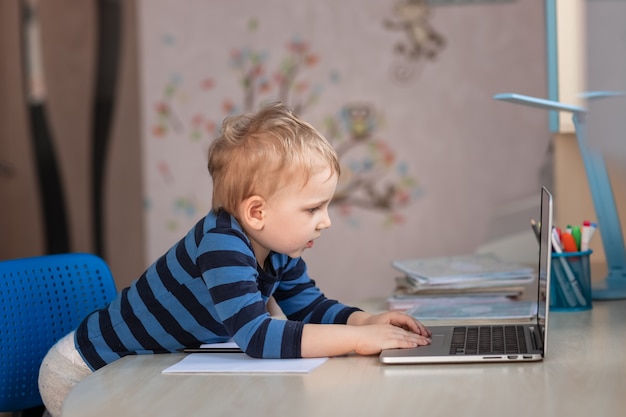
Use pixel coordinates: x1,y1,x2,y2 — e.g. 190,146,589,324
252,165,338,261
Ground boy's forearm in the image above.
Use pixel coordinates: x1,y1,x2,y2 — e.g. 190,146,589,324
345,310,372,326
300,311,374,357
300,323,359,357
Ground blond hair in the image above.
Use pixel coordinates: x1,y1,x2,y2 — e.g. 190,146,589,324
208,102,340,214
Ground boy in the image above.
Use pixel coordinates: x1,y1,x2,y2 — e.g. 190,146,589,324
39,102,431,416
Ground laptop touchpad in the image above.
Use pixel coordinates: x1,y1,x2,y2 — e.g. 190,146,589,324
429,334,445,347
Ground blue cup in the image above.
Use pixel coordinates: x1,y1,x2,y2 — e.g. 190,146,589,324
550,250,592,311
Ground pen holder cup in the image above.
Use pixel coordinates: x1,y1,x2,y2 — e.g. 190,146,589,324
550,250,593,311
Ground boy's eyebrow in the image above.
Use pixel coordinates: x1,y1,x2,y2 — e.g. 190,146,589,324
308,197,332,207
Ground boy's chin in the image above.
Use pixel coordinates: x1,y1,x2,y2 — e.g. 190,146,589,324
287,248,307,259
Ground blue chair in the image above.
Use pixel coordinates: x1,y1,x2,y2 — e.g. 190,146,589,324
0,253,118,415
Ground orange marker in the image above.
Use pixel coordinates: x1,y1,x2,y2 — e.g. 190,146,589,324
560,232,578,252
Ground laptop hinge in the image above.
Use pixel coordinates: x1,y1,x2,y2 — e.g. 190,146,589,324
529,326,543,351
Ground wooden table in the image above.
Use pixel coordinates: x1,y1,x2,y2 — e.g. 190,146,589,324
63,299,626,417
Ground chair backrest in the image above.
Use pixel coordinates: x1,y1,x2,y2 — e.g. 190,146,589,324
0,253,118,412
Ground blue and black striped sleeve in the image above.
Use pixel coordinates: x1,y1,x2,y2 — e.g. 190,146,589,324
273,256,362,325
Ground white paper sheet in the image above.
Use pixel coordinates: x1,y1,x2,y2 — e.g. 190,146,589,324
162,353,328,374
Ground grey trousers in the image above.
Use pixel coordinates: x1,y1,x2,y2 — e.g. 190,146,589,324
38,332,92,417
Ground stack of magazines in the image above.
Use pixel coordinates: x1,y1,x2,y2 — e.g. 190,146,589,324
388,253,535,311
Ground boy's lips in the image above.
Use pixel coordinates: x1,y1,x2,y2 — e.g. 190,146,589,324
306,234,321,249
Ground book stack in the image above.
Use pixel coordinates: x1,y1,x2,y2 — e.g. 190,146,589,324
388,253,535,311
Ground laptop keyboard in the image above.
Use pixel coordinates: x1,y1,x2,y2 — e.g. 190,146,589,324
449,325,528,355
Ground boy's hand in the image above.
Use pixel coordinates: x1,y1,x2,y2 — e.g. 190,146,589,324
301,311,432,357
351,323,431,355
348,311,431,337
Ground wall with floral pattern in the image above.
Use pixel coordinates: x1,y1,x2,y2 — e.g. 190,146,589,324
138,0,549,301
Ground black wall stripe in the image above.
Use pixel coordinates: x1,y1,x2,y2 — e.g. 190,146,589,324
92,0,122,257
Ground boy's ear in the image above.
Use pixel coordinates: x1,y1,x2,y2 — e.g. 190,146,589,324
240,195,266,230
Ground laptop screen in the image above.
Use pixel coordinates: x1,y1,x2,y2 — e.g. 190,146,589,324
537,187,553,349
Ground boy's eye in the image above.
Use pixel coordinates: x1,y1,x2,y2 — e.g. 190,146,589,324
307,207,320,214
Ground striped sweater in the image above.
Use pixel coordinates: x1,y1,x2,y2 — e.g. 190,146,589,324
75,210,360,370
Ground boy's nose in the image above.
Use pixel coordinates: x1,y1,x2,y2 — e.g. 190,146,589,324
317,210,332,230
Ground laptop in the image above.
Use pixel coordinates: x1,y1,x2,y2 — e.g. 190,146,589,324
380,187,553,364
